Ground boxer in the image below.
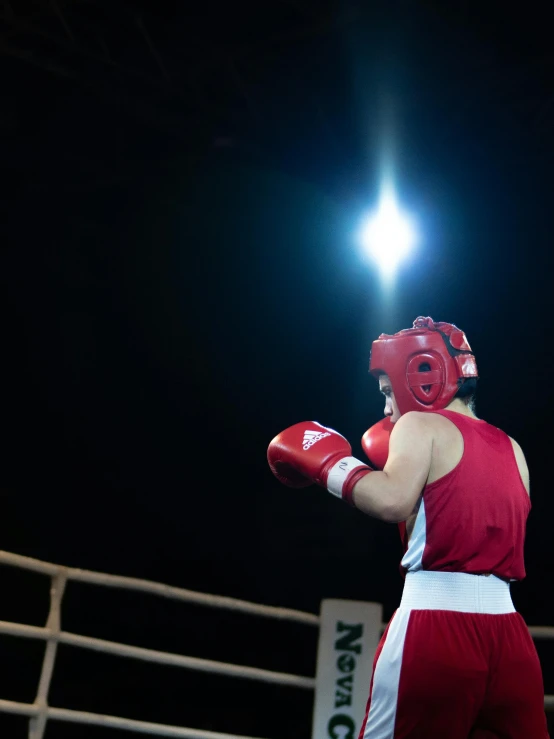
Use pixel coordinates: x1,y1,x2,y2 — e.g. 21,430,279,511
268,317,548,739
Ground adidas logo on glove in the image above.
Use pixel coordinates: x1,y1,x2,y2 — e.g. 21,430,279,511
302,429,332,450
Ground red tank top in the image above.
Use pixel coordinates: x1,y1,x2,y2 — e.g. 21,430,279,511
399,410,531,581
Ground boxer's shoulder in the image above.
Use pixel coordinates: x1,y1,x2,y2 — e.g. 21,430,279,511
507,436,530,496
399,410,460,438
420,412,465,485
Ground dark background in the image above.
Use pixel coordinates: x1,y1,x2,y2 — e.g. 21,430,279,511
1,1,553,737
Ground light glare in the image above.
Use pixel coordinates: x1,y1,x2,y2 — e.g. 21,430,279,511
360,191,417,278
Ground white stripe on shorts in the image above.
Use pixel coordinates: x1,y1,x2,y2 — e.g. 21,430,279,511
361,609,411,739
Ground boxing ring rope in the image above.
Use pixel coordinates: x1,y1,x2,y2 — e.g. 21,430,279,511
0,550,552,739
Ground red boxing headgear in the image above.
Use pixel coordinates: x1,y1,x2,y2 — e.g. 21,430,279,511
369,316,478,415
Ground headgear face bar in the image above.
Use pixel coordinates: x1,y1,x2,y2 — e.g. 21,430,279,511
369,316,478,415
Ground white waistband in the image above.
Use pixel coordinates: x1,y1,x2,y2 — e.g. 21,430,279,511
400,571,515,614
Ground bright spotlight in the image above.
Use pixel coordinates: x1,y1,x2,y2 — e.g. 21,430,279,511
360,189,417,279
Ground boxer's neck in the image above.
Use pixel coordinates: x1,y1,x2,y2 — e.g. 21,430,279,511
444,397,478,419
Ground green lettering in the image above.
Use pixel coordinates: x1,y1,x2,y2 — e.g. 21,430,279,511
334,689,352,708
328,713,356,739
337,674,353,691
337,653,356,673
334,621,363,655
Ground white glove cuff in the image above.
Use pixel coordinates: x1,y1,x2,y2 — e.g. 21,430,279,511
326,456,368,499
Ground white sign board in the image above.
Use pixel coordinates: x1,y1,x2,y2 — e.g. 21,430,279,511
312,599,383,739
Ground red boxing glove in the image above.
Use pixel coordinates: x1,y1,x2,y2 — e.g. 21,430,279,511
361,417,393,470
267,421,372,505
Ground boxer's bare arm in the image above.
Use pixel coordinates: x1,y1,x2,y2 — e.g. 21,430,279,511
352,412,432,522
509,437,530,496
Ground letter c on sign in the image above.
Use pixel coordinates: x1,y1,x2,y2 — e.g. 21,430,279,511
328,714,355,739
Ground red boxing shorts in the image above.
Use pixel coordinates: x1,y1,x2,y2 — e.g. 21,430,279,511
359,571,549,739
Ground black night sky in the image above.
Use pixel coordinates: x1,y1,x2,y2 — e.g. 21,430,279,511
1,2,554,737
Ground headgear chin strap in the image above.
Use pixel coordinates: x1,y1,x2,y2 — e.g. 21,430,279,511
369,316,478,415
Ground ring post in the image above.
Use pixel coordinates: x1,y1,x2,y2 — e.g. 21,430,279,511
312,600,383,739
